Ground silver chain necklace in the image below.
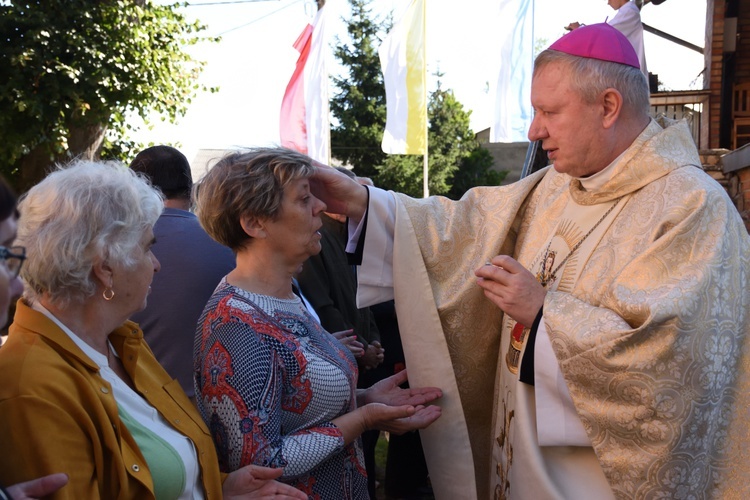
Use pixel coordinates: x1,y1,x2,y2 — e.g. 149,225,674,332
537,197,622,287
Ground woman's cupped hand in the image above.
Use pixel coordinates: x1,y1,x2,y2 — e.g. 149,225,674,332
359,402,442,435
359,369,443,435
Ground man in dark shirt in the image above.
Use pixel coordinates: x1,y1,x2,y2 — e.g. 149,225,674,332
130,146,235,401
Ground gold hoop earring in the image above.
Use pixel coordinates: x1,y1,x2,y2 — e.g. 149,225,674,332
103,288,115,301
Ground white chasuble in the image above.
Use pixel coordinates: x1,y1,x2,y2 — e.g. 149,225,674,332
358,118,750,500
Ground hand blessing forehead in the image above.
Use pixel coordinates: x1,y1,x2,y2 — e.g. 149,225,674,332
309,166,369,221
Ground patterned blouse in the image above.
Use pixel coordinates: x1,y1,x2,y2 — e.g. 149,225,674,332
194,279,368,499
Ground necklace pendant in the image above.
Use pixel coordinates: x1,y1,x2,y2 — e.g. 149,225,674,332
535,249,557,288
541,272,557,288
536,272,554,288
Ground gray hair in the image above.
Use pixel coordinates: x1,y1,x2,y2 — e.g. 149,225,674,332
17,160,163,307
534,49,650,117
195,147,314,251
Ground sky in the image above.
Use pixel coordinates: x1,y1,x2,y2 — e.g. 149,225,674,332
131,0,708,165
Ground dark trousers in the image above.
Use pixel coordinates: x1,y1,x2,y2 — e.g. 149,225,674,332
385,430,430,498
362,428,381,498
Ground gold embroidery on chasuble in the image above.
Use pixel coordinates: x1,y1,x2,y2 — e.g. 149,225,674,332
494,194,626,498
504,219,584,375
494,391,514,500
398,185,533,500
503,211,594,375
393,120,750,498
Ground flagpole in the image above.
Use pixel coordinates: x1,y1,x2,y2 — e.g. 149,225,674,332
379,0,427,183
422,0,428,198
423,139,428,197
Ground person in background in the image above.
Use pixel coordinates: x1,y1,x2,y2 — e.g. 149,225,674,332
0,177,23,340
0,176,69,500
0,161,305,499
129,145,235,402
291,275,366,359
566,0,648,79
310,23,750,498
193,147,442,499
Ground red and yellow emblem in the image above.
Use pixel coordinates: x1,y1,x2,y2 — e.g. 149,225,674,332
505,321,529,374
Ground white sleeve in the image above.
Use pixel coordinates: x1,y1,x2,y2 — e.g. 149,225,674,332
345,186,397,307
607,2,640,39
534,317,591,447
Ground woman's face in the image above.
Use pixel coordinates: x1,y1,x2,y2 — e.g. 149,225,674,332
0,215,23,327
261,177,327,265
112,227,160,317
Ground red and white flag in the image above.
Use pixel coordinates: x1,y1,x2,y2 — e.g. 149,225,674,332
279,6,330,164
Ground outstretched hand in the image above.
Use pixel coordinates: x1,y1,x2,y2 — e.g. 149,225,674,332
360,402,442,435
363,369,442,407
309,162,369,221
223,464,307,499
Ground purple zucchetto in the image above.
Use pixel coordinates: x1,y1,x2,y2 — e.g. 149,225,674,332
549,23,640,69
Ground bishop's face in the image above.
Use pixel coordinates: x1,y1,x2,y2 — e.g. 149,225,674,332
527,61,611,178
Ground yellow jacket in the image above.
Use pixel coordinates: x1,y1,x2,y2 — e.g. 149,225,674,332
0,300,225,499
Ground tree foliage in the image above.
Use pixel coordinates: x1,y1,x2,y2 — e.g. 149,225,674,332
0,0,215,191
447,146,506,200
331,0,504,197
377,82,481,197
329,0,388,181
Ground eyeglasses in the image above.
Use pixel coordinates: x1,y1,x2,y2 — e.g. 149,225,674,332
0,246,26,279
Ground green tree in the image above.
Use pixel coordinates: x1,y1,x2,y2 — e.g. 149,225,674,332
329,0,388,181
378,78,504,198
331,1,505,196
377,81,467,196
425,80,476,194
0,0,215,191
447,146,506,200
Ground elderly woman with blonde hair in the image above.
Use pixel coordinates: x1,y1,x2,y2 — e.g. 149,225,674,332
193,147,442,499
0,160,305,499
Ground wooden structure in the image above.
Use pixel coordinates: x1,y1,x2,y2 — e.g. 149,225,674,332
705,0,750,150
732,82,750,148
593,1,750,226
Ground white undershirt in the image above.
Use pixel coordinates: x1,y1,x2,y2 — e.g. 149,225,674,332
532,151,626,446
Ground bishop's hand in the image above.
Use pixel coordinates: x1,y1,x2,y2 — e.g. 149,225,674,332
309,162,369,222
475,255,546,327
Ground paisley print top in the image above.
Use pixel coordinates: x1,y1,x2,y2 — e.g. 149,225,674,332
194,279,367,499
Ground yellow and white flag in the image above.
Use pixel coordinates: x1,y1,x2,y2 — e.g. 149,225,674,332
378,0,426,155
